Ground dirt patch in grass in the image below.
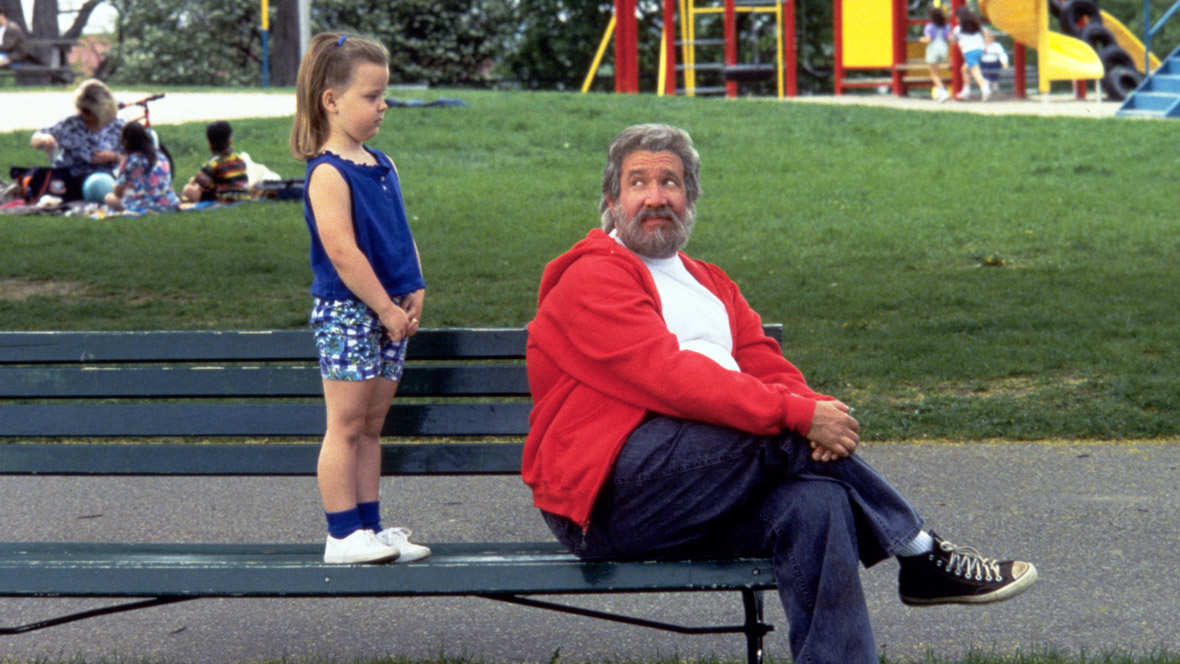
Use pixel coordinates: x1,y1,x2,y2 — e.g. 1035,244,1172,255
0,278,91,301
941,375,1090,399
852,375,1090,404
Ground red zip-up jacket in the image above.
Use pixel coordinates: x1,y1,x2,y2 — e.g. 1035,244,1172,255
524,230,833,527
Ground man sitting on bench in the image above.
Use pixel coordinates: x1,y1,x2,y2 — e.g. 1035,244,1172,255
523,123,1037,664
0,6,31,69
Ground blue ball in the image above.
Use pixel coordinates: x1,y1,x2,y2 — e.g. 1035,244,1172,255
83,172,116,203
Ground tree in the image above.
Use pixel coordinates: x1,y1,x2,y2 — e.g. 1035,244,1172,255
98,0,516,87
503,1,675,92
311,0,516,85
269,0,299,87
0,0,26,31
61,0,106,39
105,0,264,85
3,0,101,75
504,0,614,90
31,0,60,37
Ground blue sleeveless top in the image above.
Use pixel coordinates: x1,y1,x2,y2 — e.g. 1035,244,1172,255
303,147,426,300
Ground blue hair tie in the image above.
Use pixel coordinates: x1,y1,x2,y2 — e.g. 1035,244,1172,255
336,34,348,46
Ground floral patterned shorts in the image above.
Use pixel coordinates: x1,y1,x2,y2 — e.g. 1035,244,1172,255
310,298,407,381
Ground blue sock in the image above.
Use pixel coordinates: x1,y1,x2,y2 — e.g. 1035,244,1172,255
357,501,383,533
325,507,362,539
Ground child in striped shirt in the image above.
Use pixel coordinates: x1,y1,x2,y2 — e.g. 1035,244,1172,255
182,120,250,202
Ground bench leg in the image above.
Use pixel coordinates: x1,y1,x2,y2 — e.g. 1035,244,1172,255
483,591,773,659
741,589,768,664
0,597,193,634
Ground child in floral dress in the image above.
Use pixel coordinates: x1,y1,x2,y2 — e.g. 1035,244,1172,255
104,121,180,214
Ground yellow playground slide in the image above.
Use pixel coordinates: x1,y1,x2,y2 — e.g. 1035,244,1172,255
1100,10,1160,74
980,0,1104,93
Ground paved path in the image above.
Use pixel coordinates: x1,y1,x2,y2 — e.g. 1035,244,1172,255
3,441,1178,663
782,91,1122,118
2,91,298,132
1,89,1127,134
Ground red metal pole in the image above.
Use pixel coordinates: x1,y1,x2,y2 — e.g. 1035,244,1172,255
1014,43,1026,99
664,0,678,95
724,0,737,97
833,0,844,94
951,0,963,96
615,0,639,93
890,0,906,95
784,0,797,96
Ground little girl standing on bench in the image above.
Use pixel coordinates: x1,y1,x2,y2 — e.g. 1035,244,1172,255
289,32,432,565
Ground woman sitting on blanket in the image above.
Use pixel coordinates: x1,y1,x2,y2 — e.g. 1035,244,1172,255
27,79,124,201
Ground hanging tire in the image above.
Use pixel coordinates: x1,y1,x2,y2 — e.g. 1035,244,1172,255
1099,43,1136,72
1059,0,1102,35
1078,22,1116,51
1102,64,1142,100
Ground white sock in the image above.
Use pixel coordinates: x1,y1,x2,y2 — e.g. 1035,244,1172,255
896,530,935,557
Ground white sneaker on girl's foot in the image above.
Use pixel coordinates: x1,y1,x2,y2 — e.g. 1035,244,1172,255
375,527,432,562
324,529,400,564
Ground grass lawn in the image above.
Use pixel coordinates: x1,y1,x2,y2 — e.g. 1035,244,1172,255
1,89,1177,442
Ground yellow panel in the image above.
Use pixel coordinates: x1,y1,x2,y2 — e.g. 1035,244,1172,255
980,0,1103,91
842,0,894,68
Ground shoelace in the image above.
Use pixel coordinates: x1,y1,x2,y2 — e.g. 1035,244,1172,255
381,527,412,541
939,540,1002,582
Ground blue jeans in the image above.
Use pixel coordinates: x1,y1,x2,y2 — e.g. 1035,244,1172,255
542,416,923,664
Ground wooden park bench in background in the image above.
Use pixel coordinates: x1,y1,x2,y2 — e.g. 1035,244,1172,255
0,37,76,85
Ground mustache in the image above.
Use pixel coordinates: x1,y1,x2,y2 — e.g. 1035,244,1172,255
634,206,683,225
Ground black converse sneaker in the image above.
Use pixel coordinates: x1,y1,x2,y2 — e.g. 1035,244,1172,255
898,531,1037,606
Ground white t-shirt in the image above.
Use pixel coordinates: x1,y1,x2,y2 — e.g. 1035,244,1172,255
954,27,986,54
611,233,739,371
981,42,1008,66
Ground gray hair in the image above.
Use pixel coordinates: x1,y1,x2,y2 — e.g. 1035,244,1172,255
600,124,701,231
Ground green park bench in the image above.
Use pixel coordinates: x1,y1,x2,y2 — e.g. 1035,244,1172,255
0,38,77,85
0,327,784,664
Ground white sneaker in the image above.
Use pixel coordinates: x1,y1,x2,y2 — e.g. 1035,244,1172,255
324,529,400,564
375,527,432,562
956,88,972,101
981,85,992,101
935,87,950,103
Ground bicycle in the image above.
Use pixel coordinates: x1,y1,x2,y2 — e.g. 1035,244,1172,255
117,93,175,179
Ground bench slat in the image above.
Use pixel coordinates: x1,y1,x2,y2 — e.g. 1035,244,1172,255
0,329,529,364
0,365,528,398
0,326,780,365
0,403,532,437
0,442,522,475
0,542,776,597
